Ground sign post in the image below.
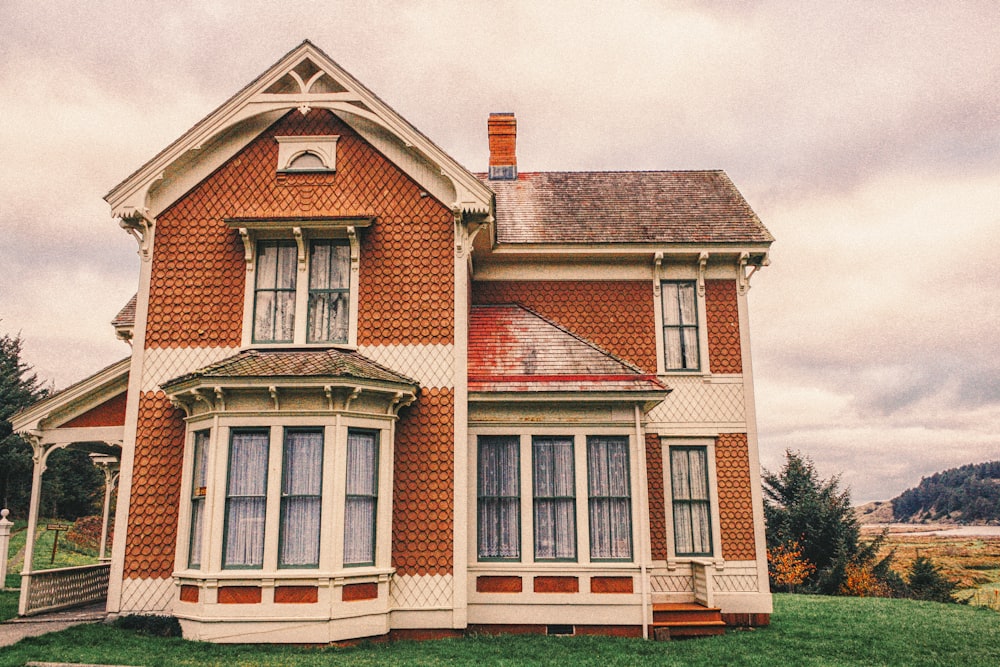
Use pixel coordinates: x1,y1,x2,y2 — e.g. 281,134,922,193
46,523,71,565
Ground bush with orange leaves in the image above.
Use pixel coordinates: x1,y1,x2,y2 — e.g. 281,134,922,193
840,561,894,597
767,541,815,592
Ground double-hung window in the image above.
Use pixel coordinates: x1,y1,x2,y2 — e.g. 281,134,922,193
279,429,323,568
533,437,576,560
343,430,378,566
188,430,210,568
587,436,632,560
477,436,520,560
661,281,700,371
251,238,352,344
223,430,269,568
670,447,713,556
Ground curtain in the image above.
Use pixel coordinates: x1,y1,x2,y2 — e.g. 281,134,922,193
188,430,210,568
279,430,323,567
254,241,297,341
344,430,378,565
662,282,699,370
308,241,350,343
671,448,712,555
224,431,269,568
533,437,576,560
478,436,520,559
588,437,632,559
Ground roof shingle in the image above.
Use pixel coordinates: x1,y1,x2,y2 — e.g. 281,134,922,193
483,170,773,245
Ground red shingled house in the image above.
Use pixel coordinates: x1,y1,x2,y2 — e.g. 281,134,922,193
13,41,773,641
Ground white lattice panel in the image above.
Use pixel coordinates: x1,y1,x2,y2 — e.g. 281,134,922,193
650,574,694,593
714,573,759,593
141,347,240,393
390,574,453,609
647,376,746,424
358,344,454,389
120,577,174,613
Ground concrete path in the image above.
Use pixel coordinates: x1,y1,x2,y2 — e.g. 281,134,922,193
0,603,106,647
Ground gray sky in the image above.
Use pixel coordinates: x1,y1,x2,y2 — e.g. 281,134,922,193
1,1,998,503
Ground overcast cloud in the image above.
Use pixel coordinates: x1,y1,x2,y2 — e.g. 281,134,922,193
1,1,997,502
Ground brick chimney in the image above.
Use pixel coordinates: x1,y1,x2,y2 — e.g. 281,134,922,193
488,112,517,180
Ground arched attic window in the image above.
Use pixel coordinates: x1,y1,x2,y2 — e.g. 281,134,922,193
276,135,339,172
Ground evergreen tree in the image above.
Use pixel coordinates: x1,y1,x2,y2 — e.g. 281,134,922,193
907,556,957,603
0,331,48,514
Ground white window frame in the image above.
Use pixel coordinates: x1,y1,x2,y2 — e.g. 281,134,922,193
470,427,639,568
652,266,710,376
661,437,723,562
175,414,393,578
276,135,339,172
239,226,361,348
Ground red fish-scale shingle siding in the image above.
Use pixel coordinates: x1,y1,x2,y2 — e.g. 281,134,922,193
124,392,186,579
705,280,742,374
716,433,757,561
646,433,669,561
471,281,656,373
393,388,454,576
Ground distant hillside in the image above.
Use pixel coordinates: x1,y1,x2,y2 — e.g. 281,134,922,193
855,501,895,525
892,461,1000,523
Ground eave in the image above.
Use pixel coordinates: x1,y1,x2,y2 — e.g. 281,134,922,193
12,358,131,433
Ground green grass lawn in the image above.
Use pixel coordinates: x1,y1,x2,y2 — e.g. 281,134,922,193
1,594,998,666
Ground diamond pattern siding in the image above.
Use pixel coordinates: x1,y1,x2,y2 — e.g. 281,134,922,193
120,577,175,613
650,574,694,593
646,376,745,424
141,347,240,392
646,433,669,561
705,280,742,374
471,281,656,373
358,344,454,389
714,573,759,593
393,387,454,576
716,433,757,561
146,108,454,350
390,574,453,609
124,392,185,579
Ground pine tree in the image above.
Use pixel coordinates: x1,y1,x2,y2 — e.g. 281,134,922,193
907,556,957,603
0,330,48,514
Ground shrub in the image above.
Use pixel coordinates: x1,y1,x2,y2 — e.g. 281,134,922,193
907,556,958,603
113,614,183,637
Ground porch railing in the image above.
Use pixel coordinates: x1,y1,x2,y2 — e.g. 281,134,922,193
20,563,110,616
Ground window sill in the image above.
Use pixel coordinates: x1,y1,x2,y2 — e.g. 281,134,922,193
174,566,395,581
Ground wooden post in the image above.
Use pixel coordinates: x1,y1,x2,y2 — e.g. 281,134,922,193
0,509,12,589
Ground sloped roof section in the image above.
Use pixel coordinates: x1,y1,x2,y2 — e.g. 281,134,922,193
483,170,773,245
112,294,137,328
162,348,417,390
469,304,667,394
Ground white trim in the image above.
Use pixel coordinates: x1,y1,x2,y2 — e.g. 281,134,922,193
661,437,723,565
12,359,130,433
275,135,338,171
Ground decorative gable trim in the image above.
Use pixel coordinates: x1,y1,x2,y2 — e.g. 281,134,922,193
105,40,492,222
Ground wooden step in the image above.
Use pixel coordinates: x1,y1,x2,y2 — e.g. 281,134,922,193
650,603,726,640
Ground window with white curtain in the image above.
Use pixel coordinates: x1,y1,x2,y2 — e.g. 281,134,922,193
343,430,378,566
670,447,713,556
188,430,210,569
661,281,700,371
224,430,270,568
279,429,323,568
587,436,632,560
307,240,351,343
478,436,520,560
533,437,576,561
253,241,297,343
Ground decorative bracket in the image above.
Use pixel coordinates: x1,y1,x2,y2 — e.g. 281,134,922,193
119,211,154,261
345,387,362,411
698,252,709,296
453,208,467,257
653,252,664,296
168,396,192,417
293,227,306,270
737,252,750,295
346,226,359,271
191,388,214,412
324,385,334,411
388,391,416,416
740,251,768,295
268,386,280,410
213,386,226,412
239,228,253,270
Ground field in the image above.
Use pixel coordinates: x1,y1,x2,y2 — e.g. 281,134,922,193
864,525,1000,609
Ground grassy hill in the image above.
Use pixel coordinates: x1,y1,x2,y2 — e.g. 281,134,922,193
2,594,999,666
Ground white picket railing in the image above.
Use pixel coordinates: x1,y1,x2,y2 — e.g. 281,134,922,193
20,563,110,616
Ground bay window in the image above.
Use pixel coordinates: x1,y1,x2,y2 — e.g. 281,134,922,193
532,437,577,561
279,429,323,568
343,430,378,566
587,436,632,560
188,430,210,568
223,430,269,568
477,436,520,560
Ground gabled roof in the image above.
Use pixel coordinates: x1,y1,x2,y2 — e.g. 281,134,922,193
106,40,492,220
161,348,417,390
468,304,667,395
111,294,137,328
483,170,773,246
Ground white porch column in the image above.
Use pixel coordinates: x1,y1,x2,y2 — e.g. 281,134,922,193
89,453,120,561
19,433,47,614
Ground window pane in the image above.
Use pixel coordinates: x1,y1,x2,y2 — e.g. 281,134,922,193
254,241,296,342
189,430,210,568
307,292,349,343
344,430,378,565
588,437,632,560
533,437,575,560
307,241,350,343
670,447,713,556
662,281,699,370
677,283,697,324
279,430,322,567
478,436,520,559
224,431,268,568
